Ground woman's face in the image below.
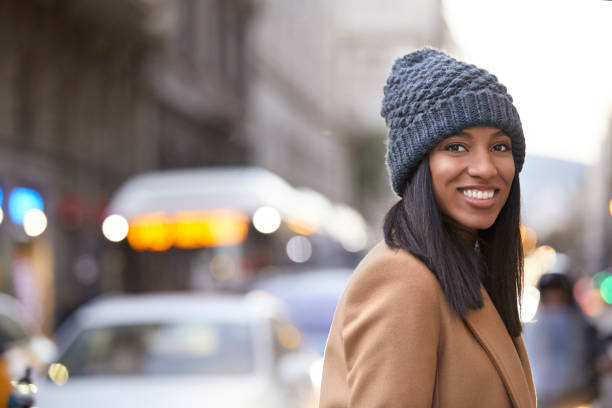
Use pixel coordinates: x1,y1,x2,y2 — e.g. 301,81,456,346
428,126,515,232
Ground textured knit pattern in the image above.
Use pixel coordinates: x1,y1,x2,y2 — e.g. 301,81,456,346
381,48,525,196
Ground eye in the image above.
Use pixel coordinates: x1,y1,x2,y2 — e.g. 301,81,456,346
444,143,467,153
491,143,511,152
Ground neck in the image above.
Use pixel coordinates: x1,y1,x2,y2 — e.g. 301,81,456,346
442,216,478,248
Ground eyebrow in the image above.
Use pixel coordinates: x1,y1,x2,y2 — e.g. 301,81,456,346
453,130,509,138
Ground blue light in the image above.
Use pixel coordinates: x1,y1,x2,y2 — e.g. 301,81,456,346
9,188,44,225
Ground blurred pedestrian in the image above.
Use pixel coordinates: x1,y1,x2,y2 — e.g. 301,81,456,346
524,272,604,407
319,48,536,407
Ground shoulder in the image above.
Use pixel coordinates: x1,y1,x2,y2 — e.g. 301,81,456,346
340,240,443,316
347,240,441,297
323,241,443,407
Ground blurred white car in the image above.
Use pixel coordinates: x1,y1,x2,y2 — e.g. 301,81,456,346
251,268,352,403
36,292,317,408
252,268,352,355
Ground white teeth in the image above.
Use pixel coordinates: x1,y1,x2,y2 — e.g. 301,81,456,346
462,189,494,200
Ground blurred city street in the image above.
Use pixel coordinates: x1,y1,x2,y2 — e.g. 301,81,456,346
0,1,612,407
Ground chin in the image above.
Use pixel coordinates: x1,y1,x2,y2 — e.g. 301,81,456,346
458,217,497,231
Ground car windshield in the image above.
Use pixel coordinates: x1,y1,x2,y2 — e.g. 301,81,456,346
57,322,254,376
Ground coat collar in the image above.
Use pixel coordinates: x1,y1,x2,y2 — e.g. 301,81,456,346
463,288,536,408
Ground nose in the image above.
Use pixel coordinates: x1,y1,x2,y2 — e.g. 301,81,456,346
466,148,498,179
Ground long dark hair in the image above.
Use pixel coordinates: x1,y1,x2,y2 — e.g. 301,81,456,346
383,157,524,337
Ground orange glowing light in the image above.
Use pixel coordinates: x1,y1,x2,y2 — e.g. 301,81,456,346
609,198,612,216
573,277,604,317
200,210,249,247
287,217,317,236
126,210,249,251
520,225,537,255
277,325,302,350
127,213,174,252
580,288,605,317
573,276,594,304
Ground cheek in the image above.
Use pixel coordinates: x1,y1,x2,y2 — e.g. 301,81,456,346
497,161,516,203
500,160,516,187
429,155,461,213
429,158,441,200
429,156,455,188
430,173,453,214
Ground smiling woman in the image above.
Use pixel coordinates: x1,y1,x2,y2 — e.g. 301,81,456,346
319,48,536,408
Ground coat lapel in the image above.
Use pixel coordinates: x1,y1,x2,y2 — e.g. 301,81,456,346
463,288,536,408
512,335,537,405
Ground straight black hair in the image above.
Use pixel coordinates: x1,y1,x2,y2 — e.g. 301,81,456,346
383,157,524,337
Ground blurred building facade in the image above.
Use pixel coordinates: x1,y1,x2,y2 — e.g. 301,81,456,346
245,0,452,234
604,121,612,270
589,115,612,273
579,114,612,277
0,0,455,330
0,0,252,330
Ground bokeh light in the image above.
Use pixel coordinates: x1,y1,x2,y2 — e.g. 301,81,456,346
23,208,47,237
9,187,44,225
574,277,593,303
520,285,540,323
286,236,312,263
593,270,610,288
309,358,324,390
252,206,281,234
14,382,33,395
126,211,248,251
326,205,368,253
209,254,236,281
48,363,69,386
289,188,329,235
523,256,544,288
102,214,129,242
128,213,174,252
574,276,605,317
582,289,605,317
533,245,557,273
600,275,612,304
277,325,301,350
287,218,317,236
522,245,560,291
520,225,537,255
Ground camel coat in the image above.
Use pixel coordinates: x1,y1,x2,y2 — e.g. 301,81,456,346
320,241,536,408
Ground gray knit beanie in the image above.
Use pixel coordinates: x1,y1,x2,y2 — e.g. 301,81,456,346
381,48,525,196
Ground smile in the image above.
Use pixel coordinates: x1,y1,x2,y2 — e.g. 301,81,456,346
460,189,495,200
